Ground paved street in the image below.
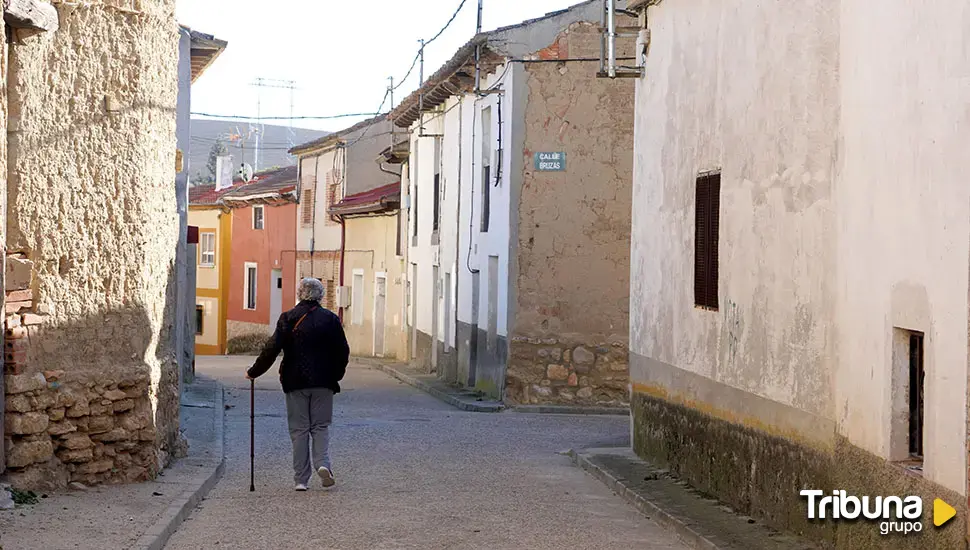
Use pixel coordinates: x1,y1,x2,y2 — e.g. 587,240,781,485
164,356,688,549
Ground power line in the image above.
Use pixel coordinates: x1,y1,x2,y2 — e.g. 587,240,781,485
392,0,470,92
190,112,379,121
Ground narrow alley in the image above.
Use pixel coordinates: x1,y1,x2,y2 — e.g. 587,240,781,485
163,357,687,550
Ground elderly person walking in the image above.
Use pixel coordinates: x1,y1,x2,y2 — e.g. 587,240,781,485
246,278,350,491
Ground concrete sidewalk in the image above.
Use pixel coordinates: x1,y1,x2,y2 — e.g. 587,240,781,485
0,377,224,550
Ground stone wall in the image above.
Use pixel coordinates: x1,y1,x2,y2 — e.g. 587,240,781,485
507,336,628,406
3,0,181,489
510,21,635,406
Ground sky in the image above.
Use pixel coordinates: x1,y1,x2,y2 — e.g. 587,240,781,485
177,0,581,134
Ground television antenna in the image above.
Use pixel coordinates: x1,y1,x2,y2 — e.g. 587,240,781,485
251,78,298,171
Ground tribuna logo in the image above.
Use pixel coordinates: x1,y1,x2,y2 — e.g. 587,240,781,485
801,490,923,535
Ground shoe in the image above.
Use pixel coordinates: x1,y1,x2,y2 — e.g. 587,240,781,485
317,467,335,488
295,483,308,491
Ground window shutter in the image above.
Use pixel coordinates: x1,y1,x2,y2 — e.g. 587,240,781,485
694,173,720,310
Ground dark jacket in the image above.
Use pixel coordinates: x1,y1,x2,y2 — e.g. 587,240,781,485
247,300,350,394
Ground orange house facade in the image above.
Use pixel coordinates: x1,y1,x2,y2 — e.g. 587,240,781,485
223,167,299,344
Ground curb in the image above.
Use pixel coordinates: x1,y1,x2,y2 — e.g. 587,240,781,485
371,363,504,413
511,405,629,416
132,382,226,550
569,449,720,550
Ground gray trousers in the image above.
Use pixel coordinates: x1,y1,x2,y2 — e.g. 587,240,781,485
284,388,334,484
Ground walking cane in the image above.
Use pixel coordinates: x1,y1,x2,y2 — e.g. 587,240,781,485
249,378,255,492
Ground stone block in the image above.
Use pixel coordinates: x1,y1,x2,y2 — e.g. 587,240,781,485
66,400,90,418
5,394,32,413
5,256,33,291
609,362,628,372
6,315,21,328
568,373,579,387
86,416,113,434
546,364,569,381
6,439,53,468
6,411,49,435
92,428,129,443
5,372,46,394
119,410,150,431
48,420,77,436
48,408,65,422
577,387,593,399
573,346,595,365
112,399,135,413
531,385,553,397
103,389,126,401
5,326,27,340
77,459,113,475
60,433,93,450
89,402,109,416
57,447,94,463
138,429,155,442
4,458,68,491
57,387,86,408
32,392,55,410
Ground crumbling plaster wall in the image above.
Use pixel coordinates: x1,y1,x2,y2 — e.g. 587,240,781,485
3,0,181,489
507,21,635,406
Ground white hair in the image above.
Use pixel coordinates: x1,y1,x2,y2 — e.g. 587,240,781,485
298,278,325,302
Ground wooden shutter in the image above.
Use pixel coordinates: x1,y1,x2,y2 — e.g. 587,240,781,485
301,189,314,227
694,173,720,310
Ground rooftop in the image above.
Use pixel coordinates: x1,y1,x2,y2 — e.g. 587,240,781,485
330,182,401,216
189,165,298,207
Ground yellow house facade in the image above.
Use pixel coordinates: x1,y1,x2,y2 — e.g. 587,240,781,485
331,182,407,360
189,187,233,355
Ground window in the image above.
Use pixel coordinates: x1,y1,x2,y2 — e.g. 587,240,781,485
433,137,441,233
412,179,419,238
200,232,216,267
301,189,314,227
195,305,204,335
244,263,258,310
694,172,721,310
253,206,264,230
481,107,492,232
352,270,364,326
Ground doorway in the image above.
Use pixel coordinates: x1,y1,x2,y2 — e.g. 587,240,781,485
270,269,283,330
374,274,387,357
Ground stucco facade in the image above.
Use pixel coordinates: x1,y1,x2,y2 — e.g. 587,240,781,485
629,0,969,546
394,2,635,405
188,205,230,355
3,0,183,489
226,202,297,338
343,213,407,360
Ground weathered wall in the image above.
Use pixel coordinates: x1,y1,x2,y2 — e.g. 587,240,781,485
344,214,407,360
3,0,181,489
837,0,970,495
631,0,970,545
506,21,635,406
630,0,838,539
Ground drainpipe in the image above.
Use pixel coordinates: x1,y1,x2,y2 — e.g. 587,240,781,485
607,0,617,78
338,214,346,322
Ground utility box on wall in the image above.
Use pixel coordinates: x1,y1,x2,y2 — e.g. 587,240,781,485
335,286,351,308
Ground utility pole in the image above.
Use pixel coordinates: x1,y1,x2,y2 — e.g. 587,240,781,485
418,39,425,135
250,78,298,171
475,0,483,93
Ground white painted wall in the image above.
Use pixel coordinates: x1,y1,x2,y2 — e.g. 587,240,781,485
837,0,970,494
632,0,969,495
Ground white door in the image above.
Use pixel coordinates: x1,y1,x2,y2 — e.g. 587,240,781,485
270,269,283,329
374,275,387,357
431,266,439,371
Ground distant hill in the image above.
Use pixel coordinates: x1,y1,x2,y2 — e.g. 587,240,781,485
189,119,329,184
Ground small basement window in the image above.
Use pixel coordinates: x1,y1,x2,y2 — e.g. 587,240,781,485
195,305,204,335
694,172,720,310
